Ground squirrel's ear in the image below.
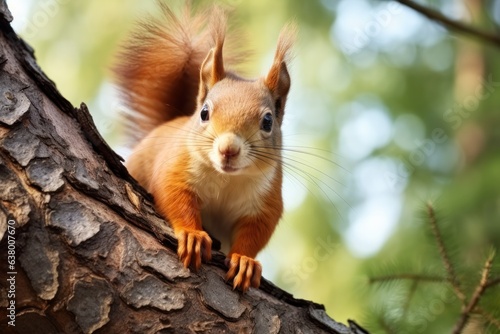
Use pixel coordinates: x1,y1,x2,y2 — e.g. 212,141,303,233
199,44,225,100
198,6,227,102
265,24,295,119
265,61,290,119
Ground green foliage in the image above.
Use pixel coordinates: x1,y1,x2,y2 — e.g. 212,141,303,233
367,204,499,332
9,0,500,331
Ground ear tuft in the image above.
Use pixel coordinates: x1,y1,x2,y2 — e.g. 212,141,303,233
198,7,227,102
265,23,296,118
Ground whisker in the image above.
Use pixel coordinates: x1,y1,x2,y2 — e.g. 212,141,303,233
125,123,216,158
249,149,352,218
127,141,212,159
248,143,347,187
150,146,213,178
252,144,349,173
248,152,322,207
276,152,346,188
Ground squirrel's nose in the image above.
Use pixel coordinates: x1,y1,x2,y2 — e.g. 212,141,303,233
217,133,242,159
219,145,240,158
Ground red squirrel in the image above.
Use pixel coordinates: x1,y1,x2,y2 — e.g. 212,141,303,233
114,4,294,292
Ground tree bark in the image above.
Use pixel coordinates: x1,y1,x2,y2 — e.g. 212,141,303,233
0,2,367,333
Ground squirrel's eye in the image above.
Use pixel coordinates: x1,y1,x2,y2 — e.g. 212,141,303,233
200,104,210,122
261,113,273,132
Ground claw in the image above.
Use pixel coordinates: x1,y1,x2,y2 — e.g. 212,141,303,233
225,253,262,292
175,229,212,270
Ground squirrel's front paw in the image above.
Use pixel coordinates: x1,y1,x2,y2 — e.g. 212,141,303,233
176,229,212,270
225,253,262,292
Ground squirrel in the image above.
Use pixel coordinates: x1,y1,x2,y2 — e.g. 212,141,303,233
114,4,294,292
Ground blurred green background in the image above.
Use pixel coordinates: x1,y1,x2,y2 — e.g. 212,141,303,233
8,0,500,332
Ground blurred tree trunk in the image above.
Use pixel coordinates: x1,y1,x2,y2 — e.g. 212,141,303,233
0,2,367,334
453,0,486,167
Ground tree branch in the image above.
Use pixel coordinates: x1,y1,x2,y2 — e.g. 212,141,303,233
452,252,495,334
394,0,500,48
0,1,369,333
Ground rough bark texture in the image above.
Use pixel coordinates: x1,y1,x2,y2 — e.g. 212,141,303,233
0,2,368,333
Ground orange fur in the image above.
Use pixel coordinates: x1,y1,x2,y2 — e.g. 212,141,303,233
116,4,295,292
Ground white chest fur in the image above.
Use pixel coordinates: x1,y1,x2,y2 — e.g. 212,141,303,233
189,168,274,253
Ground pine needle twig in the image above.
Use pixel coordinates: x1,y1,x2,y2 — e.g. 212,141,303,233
426,202,465,302
378,315,398,334
402,280,418,320
369,274,445,284
484,277,500,290
451,252,495,334
476,306,500,331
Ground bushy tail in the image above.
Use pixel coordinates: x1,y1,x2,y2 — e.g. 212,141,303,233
113,4,231,144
